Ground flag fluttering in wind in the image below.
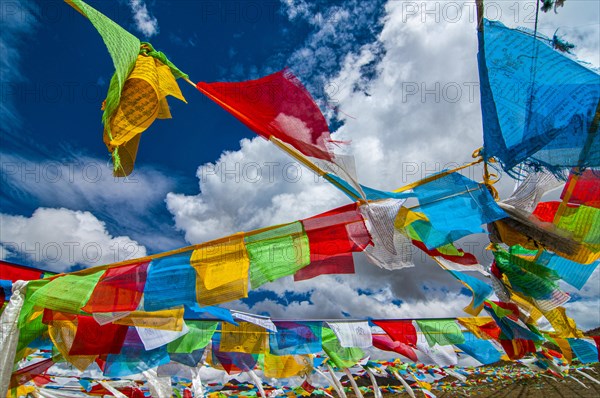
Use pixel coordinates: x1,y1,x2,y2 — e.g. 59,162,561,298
65,0,187,176
478,19,600,176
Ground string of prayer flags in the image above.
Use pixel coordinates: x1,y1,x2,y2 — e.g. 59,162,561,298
478,19,600,176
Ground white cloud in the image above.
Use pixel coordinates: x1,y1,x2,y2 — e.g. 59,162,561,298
128,0,159,37
0,207,147,272
1,153,184,251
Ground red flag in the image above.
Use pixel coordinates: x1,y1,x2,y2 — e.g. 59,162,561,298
295,203,371,281
411,240,478,266
500,339,536,360
561,170,600,208
372,334,418,362
0,260,44,281
592,336,600,361
82,261,149,313
197,69,334,160
9,358,54,388
372,320,417,346
68,315,129,355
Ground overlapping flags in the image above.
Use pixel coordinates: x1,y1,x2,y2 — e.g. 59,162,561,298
2,0,600,395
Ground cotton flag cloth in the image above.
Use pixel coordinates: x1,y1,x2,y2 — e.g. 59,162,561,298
269,321,322,355
359,199,412,270
567,338,599,363
167,321,218,354
416,319,465,347
136,323,190,351
295,203,371,281
196,69,334,161
219,322,268,354
191,234,250,306
68,315,128,355
561,169,600,208
232,312,277,332
415,342,458,367
245,222,310,289
143,252,198,311
411,172,506,249
263,352,312,378
455,332,502,365
82,261,149,313
105,54,186,176
66,0,187,176
321,327,364,368
371,320,417,346
448,271,493,316
457,317,501,340
371,334,417,362
478,19,600,175
327,321,372,348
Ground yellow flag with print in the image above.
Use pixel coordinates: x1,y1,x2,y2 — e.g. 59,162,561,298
105,54,186,176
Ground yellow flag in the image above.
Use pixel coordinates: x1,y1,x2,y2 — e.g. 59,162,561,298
457,317,495,340
48,320,96,371
113,307,185,331
191,233,250,306
219,322,268,354
263,353,312,378
105,54,186,176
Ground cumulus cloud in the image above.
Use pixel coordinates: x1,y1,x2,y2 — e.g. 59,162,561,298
0,207,147,273
1,153,184,251
128,0,159,37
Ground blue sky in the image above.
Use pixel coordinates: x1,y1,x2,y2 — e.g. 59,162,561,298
1,0,599,328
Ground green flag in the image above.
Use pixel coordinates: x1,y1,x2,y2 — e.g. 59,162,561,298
322,327,364,369
167,321,219,353
416,319,465,347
